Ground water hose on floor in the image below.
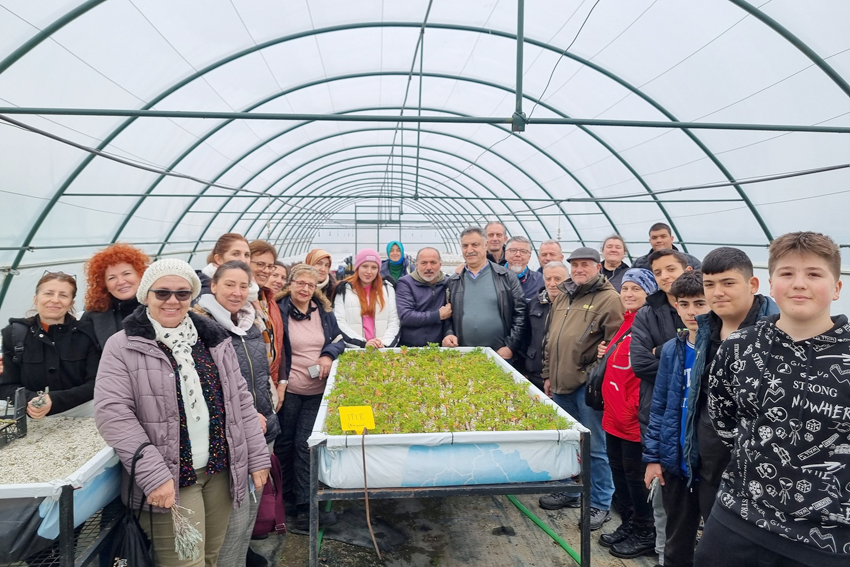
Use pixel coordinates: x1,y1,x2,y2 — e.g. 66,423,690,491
506,495,580,565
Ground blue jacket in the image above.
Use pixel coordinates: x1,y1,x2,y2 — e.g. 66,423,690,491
643,331,708,481
517,268,544,302
644,294,779,481
395,274,450,347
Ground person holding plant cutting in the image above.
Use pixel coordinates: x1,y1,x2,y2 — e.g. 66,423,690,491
597,268,659,559
539,246,623,531
276,264,345,533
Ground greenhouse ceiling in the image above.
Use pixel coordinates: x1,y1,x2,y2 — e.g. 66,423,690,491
1,0,850,320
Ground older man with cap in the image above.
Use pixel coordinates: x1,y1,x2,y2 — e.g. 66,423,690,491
539,246,624,531
395,247,451,347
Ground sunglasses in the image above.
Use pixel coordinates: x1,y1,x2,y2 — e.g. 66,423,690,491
42,270,77,280
148,289,193,301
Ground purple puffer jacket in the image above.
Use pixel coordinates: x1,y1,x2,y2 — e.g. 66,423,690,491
94,307,270,512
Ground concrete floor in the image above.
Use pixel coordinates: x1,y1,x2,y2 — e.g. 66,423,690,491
262,494,661,567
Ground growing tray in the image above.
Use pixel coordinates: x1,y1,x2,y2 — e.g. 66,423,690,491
308,347,586,489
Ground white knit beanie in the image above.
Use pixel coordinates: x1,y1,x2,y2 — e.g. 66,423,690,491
136,259,202,304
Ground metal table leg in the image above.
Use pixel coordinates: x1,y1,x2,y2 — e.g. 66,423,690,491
309,445,320,567
579,431,591,567
59,484,74,567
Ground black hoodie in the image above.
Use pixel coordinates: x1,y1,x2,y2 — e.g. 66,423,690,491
708,314,850,563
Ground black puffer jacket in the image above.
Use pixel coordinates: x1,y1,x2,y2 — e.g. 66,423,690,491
0,314,100,414
444,261,527,354
630,290,685,433
192,299,280,444
81,297,140,350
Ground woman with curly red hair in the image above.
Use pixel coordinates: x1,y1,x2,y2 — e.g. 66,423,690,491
82,243,150,349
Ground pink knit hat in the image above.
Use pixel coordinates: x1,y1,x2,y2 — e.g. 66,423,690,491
354,248,381,271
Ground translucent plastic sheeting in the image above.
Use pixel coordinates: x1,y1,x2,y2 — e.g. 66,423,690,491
1,0,850,321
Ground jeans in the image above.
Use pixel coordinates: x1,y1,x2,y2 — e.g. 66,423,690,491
274,392,323,507
606,433,653,528
552,389,614,510
694,514,810,567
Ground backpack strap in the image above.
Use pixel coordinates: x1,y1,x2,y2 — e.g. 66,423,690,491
10,322,28,365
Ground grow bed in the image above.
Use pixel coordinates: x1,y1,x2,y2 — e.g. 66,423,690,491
0,417,120,564
308,347,585,490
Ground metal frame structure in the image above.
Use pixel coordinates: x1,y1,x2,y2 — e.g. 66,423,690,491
308,431,593,567
1,0,849,314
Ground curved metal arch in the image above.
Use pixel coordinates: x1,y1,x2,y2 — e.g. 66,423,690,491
251,166,512,257
269,181,481,257
2,14,803,305
230,150,535,242
174,129,563,261
233,158,502,248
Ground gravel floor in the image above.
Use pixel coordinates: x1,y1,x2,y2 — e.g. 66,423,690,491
0,417,106,485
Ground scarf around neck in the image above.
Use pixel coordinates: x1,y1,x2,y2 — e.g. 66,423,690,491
410,269,445,286
148,309,209,427
196,293,255,336
317,276,330,290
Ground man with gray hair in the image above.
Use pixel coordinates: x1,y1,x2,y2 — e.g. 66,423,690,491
505,235,544,301
537,239,565,273
442,227,526,363
520,260,569,391
395,247,451,347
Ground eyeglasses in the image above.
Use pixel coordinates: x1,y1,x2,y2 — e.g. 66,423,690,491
506,248,531,256
291,280,317,291
148,289,193,301
250,260,275,272
42,270,77,279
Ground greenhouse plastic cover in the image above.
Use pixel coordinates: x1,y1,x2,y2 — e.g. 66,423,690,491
2,0,850,320
308,348,586,489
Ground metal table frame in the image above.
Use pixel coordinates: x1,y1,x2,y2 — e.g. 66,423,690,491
309,430,592,567
53,485,119,567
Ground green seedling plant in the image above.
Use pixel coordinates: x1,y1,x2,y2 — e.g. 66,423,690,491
325,346,572,435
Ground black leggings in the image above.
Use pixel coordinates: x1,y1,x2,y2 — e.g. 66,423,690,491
274,391,323,507
605,433,653,527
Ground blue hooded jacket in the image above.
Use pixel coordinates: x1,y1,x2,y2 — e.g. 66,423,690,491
644,294,779,481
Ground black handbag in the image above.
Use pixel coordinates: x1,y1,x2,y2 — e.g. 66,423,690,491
585,330,631,411
109,442,155,567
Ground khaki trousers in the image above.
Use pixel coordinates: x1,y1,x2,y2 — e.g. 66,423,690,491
143,468,233,567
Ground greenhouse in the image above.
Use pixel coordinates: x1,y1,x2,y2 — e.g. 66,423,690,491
1,1,850,566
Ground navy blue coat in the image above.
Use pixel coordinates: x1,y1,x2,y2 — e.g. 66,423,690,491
395,274,450,347
277,295,346,379
517,268,544,302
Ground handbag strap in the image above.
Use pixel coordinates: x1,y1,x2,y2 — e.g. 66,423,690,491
128,442,154,520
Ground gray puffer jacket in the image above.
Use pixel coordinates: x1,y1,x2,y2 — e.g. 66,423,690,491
94,307,270,512
193,296,280,444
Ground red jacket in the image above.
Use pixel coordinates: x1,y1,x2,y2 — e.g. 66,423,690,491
601,310,641,442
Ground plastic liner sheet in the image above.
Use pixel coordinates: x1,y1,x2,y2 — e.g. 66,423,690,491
308,347,586,489
0,447,120,563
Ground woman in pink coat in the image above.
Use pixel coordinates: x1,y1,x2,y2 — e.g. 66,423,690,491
95,259,270,567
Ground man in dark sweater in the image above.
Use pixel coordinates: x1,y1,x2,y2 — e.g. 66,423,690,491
485,221,509,266
632,223,701,271
395,247,451,347
698,232,849,567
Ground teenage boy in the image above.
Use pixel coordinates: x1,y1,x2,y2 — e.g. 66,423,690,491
643,271,712,567
695,232,849,567
631,248,692,562
695,247,779,515
632,223,701,271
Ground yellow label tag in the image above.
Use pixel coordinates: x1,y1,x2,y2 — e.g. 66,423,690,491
339,406,375,432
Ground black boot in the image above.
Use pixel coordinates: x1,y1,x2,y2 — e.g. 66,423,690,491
291,505,339,534
246,547,268,567
599,522,633,548
609,524,656,559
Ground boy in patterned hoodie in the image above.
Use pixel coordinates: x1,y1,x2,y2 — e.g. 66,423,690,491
697,232,849,566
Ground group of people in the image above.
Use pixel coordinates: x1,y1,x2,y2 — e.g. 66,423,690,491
0,220,847,567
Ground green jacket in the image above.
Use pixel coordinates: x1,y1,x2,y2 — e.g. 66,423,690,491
542,274,624,395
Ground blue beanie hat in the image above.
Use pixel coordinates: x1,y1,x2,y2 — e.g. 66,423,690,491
387,241,405,265
621,268,658,295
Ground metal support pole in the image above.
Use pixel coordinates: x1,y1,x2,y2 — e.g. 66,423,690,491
414,30,424,200
59,484,75,567
579,431,591,567
310,445,320,567
512,0,527,132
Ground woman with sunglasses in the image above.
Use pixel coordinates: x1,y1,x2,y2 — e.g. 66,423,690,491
81,243,150,350
0,271,100,418
248,240,286,411
192,260,278,567
95,259,270,567
275,264,345,533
